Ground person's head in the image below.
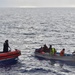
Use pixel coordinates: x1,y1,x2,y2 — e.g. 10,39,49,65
44,44,46,47
5,40,8,43
63,48,65,51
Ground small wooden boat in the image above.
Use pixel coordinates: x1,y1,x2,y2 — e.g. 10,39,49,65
34,49,75,62
0,49,21,64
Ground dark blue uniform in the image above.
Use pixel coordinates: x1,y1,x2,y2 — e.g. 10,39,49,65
3,40,9,52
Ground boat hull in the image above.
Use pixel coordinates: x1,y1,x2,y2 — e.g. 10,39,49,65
35,52,75,62
0,49,21,65
0,57,18,66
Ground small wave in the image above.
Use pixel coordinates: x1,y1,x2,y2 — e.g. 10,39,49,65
20,68,51,73
23,33,35,35
60,69,71,73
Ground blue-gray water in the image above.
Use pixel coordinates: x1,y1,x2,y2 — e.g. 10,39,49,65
0,8,75,75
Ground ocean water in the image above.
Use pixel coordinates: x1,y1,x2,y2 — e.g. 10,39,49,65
0,8,75,75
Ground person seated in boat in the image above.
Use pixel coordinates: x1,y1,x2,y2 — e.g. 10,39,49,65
38,47,43,53
72,51,75,56
35,47,44,53
49,45,52,53
40,47,45,54
35,47,42,52
43,44,49,52
50,48,56,56
3,40,11,52
60,48,65,56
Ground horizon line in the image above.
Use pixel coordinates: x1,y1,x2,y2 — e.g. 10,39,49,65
0,6,75,8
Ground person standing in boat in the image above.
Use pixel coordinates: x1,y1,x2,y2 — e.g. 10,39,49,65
3,40,11,52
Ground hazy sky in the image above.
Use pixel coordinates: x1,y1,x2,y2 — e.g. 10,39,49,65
0,0,75,7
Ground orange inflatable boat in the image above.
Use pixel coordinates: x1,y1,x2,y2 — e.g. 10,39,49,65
0,49,21,62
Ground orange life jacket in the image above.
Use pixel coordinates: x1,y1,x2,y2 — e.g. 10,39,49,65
60,50,64,56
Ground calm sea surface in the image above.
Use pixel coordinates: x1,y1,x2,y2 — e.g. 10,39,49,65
0,8,75,75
